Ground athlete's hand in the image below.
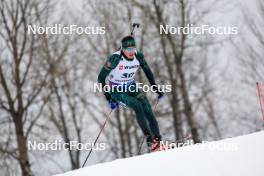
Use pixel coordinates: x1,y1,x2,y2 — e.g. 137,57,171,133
152,85,164,100
156,91,164,100
108,99,119,110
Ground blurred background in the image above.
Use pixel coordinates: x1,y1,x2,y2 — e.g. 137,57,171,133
0,0,263,175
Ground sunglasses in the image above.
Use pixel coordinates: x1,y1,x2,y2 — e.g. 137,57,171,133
124,47,136,52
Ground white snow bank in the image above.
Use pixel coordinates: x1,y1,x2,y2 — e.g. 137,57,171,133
55,131,264,176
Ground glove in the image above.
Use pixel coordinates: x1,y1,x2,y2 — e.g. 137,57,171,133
157,91,164,100
108,99,119,110
104,92,119,110
152,85,164,100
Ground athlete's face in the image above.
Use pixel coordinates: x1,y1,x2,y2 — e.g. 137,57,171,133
123,47,136,59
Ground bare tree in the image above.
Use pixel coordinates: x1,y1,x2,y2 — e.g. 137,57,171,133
231,0,264,130
0,0,53,175
238,0,264,82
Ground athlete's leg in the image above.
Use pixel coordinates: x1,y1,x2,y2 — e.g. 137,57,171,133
138,94,161,139
111,91,151,135
129,88,161,139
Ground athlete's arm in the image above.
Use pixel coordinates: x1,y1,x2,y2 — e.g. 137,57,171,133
137,51,164,98
98,61,112,88
137,51,156,86
98,54,120,101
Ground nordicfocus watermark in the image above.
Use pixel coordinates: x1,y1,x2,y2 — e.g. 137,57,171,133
27,24,105,35
93,82,172,93
159,140,238,151
28,140,106,151
160,24,238,35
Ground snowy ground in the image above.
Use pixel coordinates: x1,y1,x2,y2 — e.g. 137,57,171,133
55,131,264,176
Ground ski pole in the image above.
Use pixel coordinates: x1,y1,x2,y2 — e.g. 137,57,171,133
136,135,146,155
130,23,140,36
81,109,113,168
153,98,159,112
256,82,264,121
153,92,165,112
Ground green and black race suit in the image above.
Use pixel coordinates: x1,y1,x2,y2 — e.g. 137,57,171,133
98,50,161,137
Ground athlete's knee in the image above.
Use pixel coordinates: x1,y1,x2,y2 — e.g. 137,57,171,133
135,92,146,100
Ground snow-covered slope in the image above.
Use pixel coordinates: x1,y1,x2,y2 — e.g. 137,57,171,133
55,131,264,176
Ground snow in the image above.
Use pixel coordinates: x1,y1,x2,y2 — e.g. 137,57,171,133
54,131,264,176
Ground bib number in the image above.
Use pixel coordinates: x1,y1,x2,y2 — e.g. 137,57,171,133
121,72,135,78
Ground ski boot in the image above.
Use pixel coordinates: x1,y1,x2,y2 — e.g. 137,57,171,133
151,136,166,152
